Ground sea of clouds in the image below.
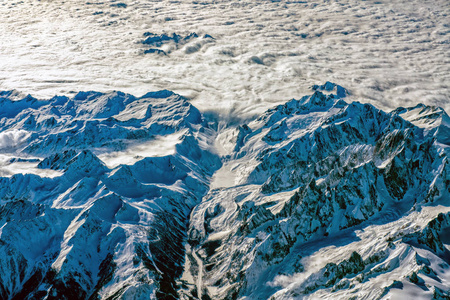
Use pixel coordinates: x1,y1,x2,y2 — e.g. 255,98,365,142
0,0,448,120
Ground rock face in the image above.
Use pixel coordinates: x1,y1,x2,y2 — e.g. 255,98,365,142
0,83,449,299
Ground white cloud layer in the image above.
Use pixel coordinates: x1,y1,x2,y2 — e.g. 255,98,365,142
0,129,30,150
0,0,448,119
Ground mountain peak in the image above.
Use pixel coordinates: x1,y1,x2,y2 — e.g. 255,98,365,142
312,81,348,98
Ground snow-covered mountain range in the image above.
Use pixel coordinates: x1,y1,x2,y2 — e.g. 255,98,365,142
0,83,448,299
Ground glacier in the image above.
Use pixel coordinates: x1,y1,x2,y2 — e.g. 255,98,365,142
0,83,449,299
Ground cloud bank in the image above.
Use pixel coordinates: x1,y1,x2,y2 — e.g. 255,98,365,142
0,0,448,119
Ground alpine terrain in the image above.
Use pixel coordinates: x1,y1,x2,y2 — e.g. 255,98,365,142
0,82,449,299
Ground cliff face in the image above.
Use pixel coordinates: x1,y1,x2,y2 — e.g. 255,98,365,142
0,83,449,299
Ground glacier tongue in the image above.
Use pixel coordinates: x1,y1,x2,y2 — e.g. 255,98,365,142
0,84,449,299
